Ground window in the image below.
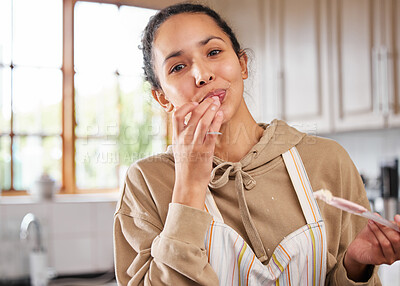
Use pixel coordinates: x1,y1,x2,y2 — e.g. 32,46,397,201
0,0,165,195
0,0,63,193
74,2,162,192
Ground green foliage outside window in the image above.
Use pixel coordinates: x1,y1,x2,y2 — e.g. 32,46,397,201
118,81,158,167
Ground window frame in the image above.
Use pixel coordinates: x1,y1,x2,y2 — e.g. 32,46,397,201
2,0,173,195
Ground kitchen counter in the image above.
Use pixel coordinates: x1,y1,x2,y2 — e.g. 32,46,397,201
0,271,116,286
0,193,119,205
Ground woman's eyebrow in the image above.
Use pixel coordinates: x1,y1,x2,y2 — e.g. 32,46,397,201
163,51,183,66
162,36,225,67
199,35,225,46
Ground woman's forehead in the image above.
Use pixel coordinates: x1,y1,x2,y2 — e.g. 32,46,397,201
153,13,230,58
154,13,228,45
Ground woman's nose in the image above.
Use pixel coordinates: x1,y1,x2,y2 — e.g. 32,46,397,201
193,62,215,87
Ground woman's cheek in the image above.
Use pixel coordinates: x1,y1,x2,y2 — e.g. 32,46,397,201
218,62,241,80
164,82,194,106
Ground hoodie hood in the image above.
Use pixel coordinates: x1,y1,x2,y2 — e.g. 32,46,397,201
212,119,306,170
166,119,305,166
165,119,306,192
166,119,306,263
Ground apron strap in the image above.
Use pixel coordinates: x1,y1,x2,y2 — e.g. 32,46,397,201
282,147,323,224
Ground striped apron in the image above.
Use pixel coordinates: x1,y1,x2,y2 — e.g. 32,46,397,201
204,147,327,285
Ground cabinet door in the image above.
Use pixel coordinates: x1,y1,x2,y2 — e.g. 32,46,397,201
263,0,331,133
331,0,385,131
388,0,400,126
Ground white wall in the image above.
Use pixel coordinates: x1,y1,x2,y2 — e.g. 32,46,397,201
0,197,116,280
324,128,400,179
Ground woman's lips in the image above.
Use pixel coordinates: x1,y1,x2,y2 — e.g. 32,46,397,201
200,89,226,104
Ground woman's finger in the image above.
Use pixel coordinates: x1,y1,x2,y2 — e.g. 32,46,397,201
172,102,199,134
373,213,400,257
192,97,221,143
391,215,400,256
394,214,400,226
368,220,397,264
186,96,217,129
204,110,224,146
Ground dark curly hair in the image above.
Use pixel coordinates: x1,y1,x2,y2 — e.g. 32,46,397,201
141,3,243,90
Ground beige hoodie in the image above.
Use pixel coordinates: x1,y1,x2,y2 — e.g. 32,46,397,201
114,120,381,285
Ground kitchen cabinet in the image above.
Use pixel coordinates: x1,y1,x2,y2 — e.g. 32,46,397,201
261,0,400,132
262,0,331,133
330,0,384,130
330,0,400,131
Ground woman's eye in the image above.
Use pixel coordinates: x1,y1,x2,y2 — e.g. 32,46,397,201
171,64,185,73
208,50,221,56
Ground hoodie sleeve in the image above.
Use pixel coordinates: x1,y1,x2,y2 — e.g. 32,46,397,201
113,162,219,285
303,139,382,286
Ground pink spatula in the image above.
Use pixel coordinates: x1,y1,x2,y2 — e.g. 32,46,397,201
314,189,400,232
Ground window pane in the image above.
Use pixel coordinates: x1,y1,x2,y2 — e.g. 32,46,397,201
118,6,157,75
13,136,61,190
75,72,119,137
13,0,62,68
0,0,11,65
118,75,166,166
13,67,62,134
75,139,119,189
0,67,11,133
74,2,118,73
74,4,165,191
0,136,11,190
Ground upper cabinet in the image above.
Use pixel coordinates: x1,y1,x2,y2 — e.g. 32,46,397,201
330,0,385,130
263,0,331,133
330,0,400,131
260,0,400,132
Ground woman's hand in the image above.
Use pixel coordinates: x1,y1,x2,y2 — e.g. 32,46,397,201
171,96,224,210
344,214,400,281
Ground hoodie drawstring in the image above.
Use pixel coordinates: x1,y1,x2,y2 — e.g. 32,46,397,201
209,162,268,263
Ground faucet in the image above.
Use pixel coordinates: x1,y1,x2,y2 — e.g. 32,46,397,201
20,213,49,286
20,213,44,252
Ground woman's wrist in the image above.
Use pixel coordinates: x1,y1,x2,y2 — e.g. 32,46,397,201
172,183,207,210
343,251,372,282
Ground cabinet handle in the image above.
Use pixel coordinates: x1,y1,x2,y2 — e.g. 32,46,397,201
372,47,381,114
381,47,388,115
381,47,390,116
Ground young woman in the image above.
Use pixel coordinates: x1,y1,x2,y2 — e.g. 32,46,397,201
114,3,400,285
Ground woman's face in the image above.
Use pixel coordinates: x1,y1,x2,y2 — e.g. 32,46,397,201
152,13,248,123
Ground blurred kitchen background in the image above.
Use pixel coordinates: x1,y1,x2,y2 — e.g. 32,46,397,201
0,0,399,285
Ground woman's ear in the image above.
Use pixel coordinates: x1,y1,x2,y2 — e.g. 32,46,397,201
151,89,174,112
239,50,248,80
